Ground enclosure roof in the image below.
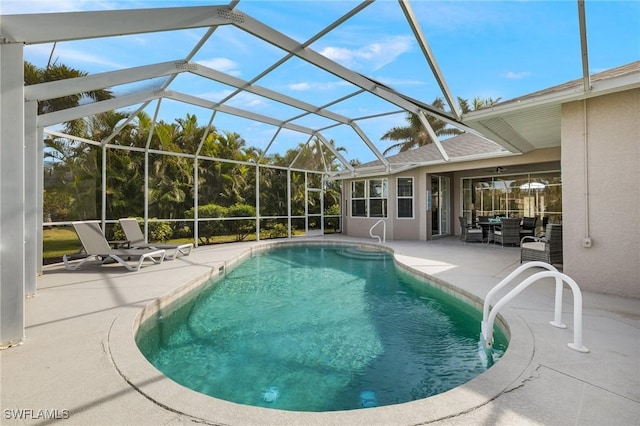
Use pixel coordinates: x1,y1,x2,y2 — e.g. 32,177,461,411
2,1,639,176
338,133,510,178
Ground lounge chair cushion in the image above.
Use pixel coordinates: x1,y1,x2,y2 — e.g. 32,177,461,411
521,241,545,251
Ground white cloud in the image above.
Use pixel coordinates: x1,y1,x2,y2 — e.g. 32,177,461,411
196,58,242,77
25,43,124,69
199,89,268,109
289,82,311,91
501,71,532,80
198,89,235,102
372,76,425,87
287,80,350,92
1,0,139,14
320,35,414,71
241,95,266,108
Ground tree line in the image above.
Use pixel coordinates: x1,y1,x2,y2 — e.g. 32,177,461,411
32,61,496,242
43,109,342,240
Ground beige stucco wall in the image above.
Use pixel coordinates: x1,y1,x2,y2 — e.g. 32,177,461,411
342,169,426,241
561,89,640,298
342,150,561,242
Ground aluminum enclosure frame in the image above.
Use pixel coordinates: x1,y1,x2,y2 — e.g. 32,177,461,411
0,0,607,347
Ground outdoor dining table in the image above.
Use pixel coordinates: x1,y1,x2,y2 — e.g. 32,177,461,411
477,220,503,243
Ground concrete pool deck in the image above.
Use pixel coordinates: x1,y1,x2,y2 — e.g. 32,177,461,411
1,235,638,425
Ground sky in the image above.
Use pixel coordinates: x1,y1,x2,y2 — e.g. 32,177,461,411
2,0,639,164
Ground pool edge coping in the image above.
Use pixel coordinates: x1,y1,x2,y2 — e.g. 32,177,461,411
107,239,535,425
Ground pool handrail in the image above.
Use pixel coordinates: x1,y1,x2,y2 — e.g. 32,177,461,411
481,262,589,353
483,261,559,326
369,219,386,244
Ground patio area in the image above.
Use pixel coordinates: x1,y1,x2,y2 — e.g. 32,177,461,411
1,235,638,425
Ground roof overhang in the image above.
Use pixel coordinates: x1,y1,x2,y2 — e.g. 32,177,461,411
332,149,515,180
463,62,640,153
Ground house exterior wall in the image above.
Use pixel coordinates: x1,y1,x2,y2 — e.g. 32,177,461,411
561,89,640,298
342,169,425,241
341,88,639,298
342,149,561,242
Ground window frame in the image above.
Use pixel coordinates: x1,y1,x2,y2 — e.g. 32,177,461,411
396,176,414,219
351,180,367,217
350,178,388,218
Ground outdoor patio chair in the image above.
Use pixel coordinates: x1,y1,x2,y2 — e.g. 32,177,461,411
492,218,522,247
520,223,563,265
119,218,193,260
519,217,537,239
63,221,166,272
459,216,483,243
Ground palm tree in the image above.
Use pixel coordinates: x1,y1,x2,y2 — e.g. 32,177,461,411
381,97,504,155
44,134,101,220
472,96,502,110
208,131,252,206
24,61,113,135
380,98,462,155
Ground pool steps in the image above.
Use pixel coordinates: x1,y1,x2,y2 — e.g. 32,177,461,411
337,247,390,260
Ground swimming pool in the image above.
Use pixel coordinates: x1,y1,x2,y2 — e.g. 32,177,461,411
135,243,507,412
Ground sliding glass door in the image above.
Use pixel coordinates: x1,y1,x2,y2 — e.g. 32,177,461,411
462,171,562,233
431,175,450,237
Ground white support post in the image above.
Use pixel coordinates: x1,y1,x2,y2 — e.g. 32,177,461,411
24,100,39,296
101,145,107,229
320,174,325,235
144,150,150,241
304,172,309,235
287,169,292,238
36,126,44,276
145,100,161,242
255,164,260,241
1,42,26,348
193,157,199,246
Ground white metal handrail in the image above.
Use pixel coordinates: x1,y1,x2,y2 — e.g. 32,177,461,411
369,219,386,243
483,262,560,327
481,262,589,353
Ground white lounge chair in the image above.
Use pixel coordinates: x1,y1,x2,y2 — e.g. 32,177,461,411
119,218,193,260
64,221,166,272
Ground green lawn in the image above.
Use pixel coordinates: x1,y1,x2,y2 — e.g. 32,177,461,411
43,227,82,261
43,226,337,264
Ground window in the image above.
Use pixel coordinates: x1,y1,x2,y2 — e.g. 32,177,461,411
368,179,387,217
351,180,367,217
397,177,413,218
351,178,387,218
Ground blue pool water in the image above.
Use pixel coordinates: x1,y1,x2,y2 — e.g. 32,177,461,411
136,245,507,412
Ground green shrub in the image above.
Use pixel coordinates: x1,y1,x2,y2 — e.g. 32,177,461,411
265,222,288,239
175,225,192,239
225,203,256,241
324,204,341,231
185,204,227,245
113,218,173,242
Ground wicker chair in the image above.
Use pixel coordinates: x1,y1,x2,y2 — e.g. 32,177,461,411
459,216,483,243
492,218,522,247
520,224,563,265
519,216,537,239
